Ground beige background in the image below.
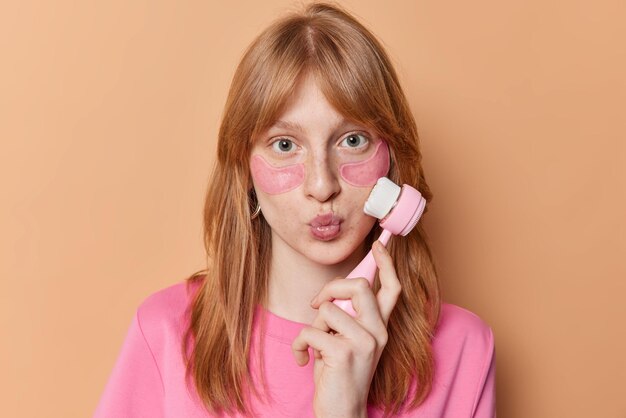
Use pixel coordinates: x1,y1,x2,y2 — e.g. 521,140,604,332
1,1,624,417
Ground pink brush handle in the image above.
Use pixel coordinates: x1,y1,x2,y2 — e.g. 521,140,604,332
332,229,392,317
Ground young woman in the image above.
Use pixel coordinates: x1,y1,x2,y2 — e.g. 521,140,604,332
94,3,495,417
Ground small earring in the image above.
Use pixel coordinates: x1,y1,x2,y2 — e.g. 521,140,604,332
251,202,261,220
249,189,261,220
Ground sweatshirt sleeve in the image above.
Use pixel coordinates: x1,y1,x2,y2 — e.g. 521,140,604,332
471,328,496,418
93,310,165,418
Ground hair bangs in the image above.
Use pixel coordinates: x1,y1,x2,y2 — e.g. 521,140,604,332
307,23,403,142
249,22,315,142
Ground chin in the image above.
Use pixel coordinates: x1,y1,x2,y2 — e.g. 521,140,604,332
307,253,349,266
302,240,366,266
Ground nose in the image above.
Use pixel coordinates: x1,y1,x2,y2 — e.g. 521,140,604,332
303,153,340,203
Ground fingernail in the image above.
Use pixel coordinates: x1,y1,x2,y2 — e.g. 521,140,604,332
375,241,385,252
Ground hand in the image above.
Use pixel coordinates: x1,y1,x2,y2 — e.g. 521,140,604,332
291,241,401,418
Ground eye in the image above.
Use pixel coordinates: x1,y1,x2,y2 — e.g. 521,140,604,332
340,133,368,149
271,139,296,153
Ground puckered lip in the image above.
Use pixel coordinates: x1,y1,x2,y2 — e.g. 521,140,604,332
309,212,343,227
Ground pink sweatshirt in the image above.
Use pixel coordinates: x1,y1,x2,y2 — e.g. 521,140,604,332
94,280,495,417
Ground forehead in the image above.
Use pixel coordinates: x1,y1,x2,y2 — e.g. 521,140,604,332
270,75,342,126
254,71,380,141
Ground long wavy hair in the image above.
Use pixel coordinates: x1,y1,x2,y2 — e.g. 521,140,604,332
182,2,441,416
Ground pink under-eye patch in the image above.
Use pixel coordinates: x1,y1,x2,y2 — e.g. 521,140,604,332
250,155,305,195
250,140,390,194
339,140,390,187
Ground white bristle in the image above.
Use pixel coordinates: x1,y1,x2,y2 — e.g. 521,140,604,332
364,177,401,219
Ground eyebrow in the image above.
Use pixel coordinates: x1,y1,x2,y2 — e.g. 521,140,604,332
272,119,306,132
270,117,362,134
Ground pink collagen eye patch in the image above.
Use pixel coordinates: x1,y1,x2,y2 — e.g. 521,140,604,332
250,140,390,194
250,155,305,195
339,140,390,187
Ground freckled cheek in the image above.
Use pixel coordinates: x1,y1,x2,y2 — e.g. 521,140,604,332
339,141,390,187
250,155,305,195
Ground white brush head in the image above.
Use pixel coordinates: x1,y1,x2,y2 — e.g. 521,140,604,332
363,177,401,219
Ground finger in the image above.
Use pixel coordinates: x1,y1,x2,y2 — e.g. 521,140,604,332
311,277,381,324
312,300,383,350
372,241,402,325
291,326,340,366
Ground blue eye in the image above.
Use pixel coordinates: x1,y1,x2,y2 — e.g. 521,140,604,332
272,139,295,153
341,133,368,148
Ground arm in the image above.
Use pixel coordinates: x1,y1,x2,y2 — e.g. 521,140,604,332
93,311,165,418
472,328,496,418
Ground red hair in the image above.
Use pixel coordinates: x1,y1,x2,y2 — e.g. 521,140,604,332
183,3,440,416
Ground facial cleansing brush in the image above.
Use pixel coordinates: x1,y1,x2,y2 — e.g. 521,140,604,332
332,177,427,317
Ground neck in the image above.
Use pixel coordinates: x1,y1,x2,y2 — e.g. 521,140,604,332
266,237,367,324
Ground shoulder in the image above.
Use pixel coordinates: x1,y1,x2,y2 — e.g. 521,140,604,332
135,278,202,344
433,302,495,358
137,279,198,319
418,303,496,416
